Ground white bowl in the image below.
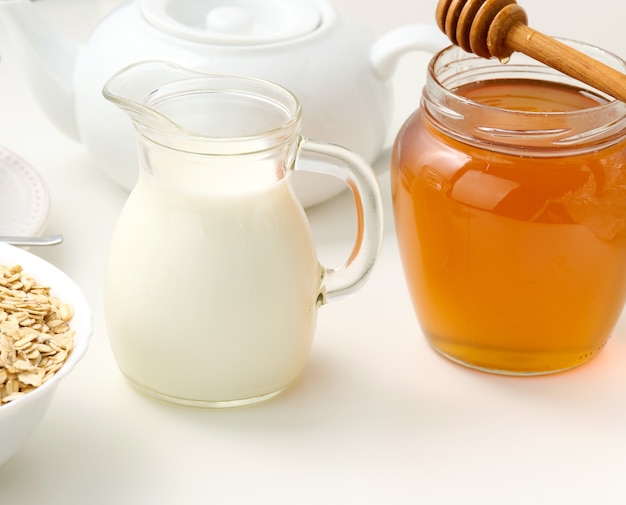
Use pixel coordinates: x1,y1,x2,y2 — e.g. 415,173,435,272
0,242,93,465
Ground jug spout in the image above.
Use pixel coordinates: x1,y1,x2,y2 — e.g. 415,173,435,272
102,61,205,141
0,0,80,139
103,61,197,122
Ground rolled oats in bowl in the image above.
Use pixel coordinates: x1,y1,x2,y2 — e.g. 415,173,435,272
0,264,76,404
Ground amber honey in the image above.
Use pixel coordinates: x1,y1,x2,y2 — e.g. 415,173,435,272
392,52,626,374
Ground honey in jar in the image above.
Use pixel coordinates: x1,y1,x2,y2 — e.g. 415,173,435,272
391,42,626,374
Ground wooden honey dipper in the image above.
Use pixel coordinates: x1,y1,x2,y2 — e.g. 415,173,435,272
435,0,626,102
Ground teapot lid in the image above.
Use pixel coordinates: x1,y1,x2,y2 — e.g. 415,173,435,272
139,0,325,45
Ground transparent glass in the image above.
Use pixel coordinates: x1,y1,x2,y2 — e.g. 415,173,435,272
103,61,383,406
391,41,626,375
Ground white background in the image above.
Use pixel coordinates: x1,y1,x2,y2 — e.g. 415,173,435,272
1,0,626,503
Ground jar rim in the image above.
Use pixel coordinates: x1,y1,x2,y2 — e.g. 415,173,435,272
422,40,626,153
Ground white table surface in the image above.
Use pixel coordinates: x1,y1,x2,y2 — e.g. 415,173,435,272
2,0,626,503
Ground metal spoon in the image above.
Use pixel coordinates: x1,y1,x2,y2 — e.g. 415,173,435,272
0,234,63,246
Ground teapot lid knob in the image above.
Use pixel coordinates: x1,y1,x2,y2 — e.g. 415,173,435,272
140,0,325,45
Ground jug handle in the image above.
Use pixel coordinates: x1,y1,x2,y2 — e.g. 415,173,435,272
370,23,449,80
296,139,383,304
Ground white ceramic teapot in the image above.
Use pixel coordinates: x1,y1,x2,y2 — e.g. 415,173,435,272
0,0,447,206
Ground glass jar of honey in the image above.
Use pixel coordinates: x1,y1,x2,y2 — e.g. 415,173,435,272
391,40,626,375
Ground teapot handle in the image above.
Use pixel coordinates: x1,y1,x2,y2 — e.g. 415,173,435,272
296,139,383,304
371,23,449,80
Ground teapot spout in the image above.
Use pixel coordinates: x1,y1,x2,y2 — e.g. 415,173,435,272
371,23,449,80
0,0,80,139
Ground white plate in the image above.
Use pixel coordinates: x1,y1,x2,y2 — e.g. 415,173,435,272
0,147,50,236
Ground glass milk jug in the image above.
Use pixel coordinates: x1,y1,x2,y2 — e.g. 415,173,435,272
102,61,383,407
